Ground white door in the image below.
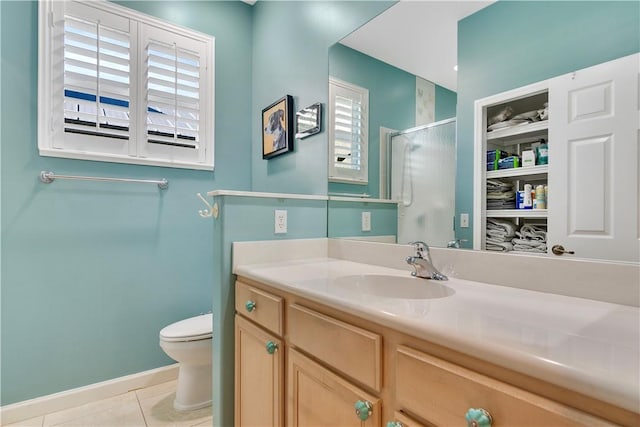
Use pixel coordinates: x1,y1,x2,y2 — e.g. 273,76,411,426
548,53,639,262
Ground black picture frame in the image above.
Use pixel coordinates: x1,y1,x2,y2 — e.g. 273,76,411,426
262,95,294,159
295,102,322,139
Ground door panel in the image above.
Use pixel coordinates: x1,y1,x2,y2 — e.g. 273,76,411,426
548,53,639,262
287,348,381,427
235,315,283,427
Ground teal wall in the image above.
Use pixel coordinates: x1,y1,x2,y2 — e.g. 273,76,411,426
435,85,457,121
251,1,394,196
0,0,396,417
455,0,640,247
328,43,458,199
328,43,416,199
327,200,397,239
211,195,327,426
1,0,252,405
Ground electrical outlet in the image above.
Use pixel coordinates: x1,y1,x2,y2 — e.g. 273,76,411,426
275,210,287,234
361,211,371,232
460,213,469,228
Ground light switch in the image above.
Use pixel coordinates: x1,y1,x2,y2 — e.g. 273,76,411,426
275,210,287,234
460,213,469,228
362,211,371,232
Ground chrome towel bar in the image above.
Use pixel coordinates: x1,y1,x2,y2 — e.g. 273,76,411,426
39,170,169,190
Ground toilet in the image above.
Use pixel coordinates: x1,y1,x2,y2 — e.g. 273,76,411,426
159,313,213,411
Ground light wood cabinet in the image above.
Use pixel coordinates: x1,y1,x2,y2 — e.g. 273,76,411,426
234,281,285,427
234,315,283,427
235,280,283,335
288,348,381,427
395,345,612,427
288,303,382,392
234,277,638,426
387,411,428,427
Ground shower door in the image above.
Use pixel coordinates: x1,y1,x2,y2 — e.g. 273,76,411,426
390,119,456,247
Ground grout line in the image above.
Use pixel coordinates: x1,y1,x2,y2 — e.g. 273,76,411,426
134,391,149,427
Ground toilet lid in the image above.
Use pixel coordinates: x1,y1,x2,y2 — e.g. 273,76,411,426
160,313,212,342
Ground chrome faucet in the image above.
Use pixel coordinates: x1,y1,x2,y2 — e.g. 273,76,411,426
406,241,448,281
447,238,468,249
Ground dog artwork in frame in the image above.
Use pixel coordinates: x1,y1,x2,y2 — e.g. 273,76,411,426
262,95,294,159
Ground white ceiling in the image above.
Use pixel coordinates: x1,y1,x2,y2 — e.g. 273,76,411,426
339,0,494,92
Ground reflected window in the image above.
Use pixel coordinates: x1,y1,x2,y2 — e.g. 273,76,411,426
328,77,368,184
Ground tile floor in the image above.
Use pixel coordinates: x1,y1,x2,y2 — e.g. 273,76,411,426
3,381,212,427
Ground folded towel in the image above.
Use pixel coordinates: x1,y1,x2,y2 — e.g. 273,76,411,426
487,218,517,236
519,224,547,241
511,238,547,249
487,230,512,240
487,192,515,200
486,241,513,252
512,244,547,253
487,179,513,189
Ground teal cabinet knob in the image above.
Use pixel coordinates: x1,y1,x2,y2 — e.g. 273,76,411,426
386,422,404,427
354,400,372,422
465,408,492,427
245,300,256,312
265,340,278,354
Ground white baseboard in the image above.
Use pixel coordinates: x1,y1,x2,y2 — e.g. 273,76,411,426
0,364,179,425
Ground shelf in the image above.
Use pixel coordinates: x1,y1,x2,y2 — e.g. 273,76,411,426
486,120,548,145
486,209,547,218
487,165,548,180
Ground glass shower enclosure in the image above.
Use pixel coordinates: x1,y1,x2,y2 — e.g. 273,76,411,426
388,118,456,247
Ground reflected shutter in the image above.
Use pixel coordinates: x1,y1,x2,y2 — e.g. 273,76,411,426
329,78,369,184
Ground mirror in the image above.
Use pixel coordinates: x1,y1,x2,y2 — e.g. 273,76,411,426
326,1,638,264
327,1,472,246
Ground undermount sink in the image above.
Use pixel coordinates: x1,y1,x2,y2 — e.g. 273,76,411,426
331,274,455,300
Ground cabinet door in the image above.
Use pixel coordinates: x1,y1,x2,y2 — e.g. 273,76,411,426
548,53,639,262
288,348,381,427
235,315,283,427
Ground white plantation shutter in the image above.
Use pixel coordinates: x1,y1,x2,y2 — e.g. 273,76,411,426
146,41,200,148
140,25,209,165
39,0,214,170
328,78,369,184
139,26,210,163
63,15,131,142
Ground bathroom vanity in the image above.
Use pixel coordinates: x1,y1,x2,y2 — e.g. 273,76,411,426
232,240,639,427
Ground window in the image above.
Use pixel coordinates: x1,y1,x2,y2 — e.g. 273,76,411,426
328,77,368,184
38,0,215,170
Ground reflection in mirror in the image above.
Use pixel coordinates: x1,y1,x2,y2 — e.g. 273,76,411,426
390,119,456,247
326,20,458,247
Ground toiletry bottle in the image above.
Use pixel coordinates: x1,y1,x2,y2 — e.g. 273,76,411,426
523,184,533,209
535,184,546,209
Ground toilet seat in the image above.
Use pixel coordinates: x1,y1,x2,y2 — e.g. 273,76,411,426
160,313,212,342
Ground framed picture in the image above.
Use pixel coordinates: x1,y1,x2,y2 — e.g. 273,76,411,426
295,103,322,139
262,95,294,159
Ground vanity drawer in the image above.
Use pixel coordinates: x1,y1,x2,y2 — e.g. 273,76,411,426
235,280,283,336
395,345,614,427
288,304,382,392
388,411,428,427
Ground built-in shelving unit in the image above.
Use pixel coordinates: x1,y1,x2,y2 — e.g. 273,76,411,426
474,81,550,254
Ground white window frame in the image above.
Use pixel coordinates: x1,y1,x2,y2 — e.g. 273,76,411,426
38,0,215,170
328,77,369,184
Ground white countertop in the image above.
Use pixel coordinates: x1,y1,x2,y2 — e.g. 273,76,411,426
234,257,640,413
